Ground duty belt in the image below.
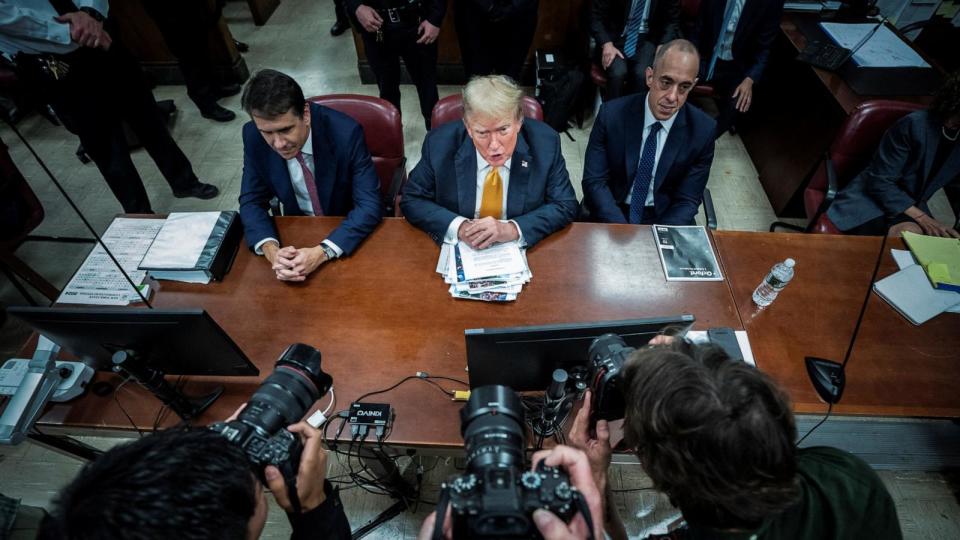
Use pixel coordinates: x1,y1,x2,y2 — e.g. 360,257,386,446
375,3,421,27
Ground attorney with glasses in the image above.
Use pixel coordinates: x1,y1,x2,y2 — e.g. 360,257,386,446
401,75,578,250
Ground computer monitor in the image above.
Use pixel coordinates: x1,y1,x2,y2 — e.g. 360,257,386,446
465,315,695,391
7,307,258,377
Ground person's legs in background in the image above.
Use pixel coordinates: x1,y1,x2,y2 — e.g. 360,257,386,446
396,27,439,130
361,31,404,114
331,0,350,36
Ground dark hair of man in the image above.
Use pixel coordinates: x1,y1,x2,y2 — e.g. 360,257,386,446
38,428,258,540
241,68,307,119
621,340,801,530
930,70,960,122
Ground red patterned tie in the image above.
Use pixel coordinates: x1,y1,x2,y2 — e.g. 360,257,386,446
295,152,323,216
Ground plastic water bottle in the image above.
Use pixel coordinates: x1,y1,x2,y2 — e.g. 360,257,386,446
752,258,796,307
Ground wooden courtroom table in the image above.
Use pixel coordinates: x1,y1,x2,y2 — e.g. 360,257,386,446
841,236,960,418
712,231,886,415
36,218,742,450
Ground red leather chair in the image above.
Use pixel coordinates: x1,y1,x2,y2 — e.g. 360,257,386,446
0,138,93,304
770,99,924,234
430,94,543,128
308,94,406,216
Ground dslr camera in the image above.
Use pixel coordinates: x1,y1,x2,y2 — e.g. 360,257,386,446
585,333,636,422
209,343,332,508
435,385,585,539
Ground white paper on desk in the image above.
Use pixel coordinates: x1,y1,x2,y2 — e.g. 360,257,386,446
873,264,960,324
686,331,756,367
436,243,452,274
456,241,527,281
819,22,930,68
58,218,162,305
891,249,960,313
139,212,220,270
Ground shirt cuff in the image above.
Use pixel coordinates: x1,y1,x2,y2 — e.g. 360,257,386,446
320,239,342,258
254,237,279,255
507,220,526,247
444,216,468,244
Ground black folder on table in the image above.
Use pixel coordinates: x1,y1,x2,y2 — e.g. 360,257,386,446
139,211,242,283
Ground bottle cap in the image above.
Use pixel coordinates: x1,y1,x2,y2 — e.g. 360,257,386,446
784,258,795,267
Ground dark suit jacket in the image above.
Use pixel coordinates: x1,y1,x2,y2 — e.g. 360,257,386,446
238,103,383,255
827,110,960,231
591,0,681,47
400,118,578,247
582,93,716,225
691,0,783,83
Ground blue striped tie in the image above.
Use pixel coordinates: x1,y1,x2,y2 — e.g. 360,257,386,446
629,122,661,224
622,0,646,58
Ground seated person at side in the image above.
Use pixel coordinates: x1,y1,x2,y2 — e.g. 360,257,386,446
827,71,960,238
582,39,716,225
400,75,578,249
37,423,351,539
572,337,903,540
239,69,383,281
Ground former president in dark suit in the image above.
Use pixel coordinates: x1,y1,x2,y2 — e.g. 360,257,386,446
239,70,382,281
582,39,716,225
401,75,578,249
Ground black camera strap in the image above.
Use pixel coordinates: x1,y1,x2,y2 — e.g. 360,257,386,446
431,485,451,540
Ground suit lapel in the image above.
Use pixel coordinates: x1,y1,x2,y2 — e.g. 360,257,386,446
624,95,646,190
507,131,532,218
310,105,337,214
924,139,960,200
654,106,687,194
920,118,938,186
455,132,477,217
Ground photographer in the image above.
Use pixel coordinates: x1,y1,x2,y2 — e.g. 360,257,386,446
416,445,605,540
37,420,350,540
572,337,902,540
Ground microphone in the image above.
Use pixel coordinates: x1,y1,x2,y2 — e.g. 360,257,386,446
536,369,568,441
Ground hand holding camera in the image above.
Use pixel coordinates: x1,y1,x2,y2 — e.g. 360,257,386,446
264,421,329,513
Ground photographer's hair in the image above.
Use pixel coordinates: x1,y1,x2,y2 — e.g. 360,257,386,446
621,340,800,529
930,70,960,122
38,428,258,540
462,75,524,123
242,69,307,119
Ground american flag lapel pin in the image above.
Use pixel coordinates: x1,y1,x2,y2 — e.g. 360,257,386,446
521,160,528,168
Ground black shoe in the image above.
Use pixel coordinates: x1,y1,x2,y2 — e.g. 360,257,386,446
330,19,349,36
199,103,236,122
173,182,219,200
234,39,249,53
215,83,242,98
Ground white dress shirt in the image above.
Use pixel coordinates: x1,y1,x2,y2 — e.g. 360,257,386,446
0,0,108,57
443,150,524,245
717,0,746,62
254,129,342,256
624,97,678,207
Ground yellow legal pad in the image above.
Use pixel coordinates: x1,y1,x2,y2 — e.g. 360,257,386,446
902,231,960,293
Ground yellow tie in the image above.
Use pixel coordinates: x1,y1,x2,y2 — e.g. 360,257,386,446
478,167,503,219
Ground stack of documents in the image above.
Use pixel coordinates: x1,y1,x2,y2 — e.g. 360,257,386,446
901,231,960,293
873,249,960,325
139,211,242,284
435,241,532,302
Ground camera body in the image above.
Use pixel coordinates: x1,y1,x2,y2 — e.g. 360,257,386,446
442,384,579,539
209,343,332,484
585,333,635,422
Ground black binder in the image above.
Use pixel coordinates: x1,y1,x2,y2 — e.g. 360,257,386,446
139,211,242,282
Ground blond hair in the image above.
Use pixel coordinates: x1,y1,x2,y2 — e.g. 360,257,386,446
462,75,524,123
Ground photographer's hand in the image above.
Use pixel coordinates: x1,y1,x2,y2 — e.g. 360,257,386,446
531,445,604,540
416,509,453,540
569,390,612,492
264,421,328,513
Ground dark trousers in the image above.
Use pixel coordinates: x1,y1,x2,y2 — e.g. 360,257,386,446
703,59,744,139
143,0,224,110
334,0,348,23
26,45,199,213
361,25,439,129
602,39,656,100
454,0,538,81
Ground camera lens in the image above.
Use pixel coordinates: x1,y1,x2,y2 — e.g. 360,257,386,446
460,385,526,471
588,333,630,364
237,344,333,435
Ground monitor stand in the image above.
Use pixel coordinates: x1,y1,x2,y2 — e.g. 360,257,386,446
111,350,223,421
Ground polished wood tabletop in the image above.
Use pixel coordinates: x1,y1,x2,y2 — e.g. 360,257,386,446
712,231,886,415
841,237,960,418
38,218,742,449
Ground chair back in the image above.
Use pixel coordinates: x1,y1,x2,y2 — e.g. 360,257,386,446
308,95,406,215
430,94,544,128
0,138,44,248
804,100,924,220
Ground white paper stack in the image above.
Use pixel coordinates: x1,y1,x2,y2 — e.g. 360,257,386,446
873,249,960,325
435,241,532,302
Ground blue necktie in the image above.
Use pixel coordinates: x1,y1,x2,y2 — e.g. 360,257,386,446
622,0,646,58
629,122,661,224
707,0,740,81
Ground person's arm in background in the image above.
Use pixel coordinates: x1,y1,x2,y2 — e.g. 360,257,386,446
0,0,109,55
733,0,784,113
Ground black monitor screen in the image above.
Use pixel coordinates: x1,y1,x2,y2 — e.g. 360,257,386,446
7,307,258,377
465,315,695,391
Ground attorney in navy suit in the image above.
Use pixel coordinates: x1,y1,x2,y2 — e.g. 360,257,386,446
239,70,382,282
582,40,716,226
401,75,578,249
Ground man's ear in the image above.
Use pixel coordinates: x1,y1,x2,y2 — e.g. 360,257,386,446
302,102,311,124
645,66,654,87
